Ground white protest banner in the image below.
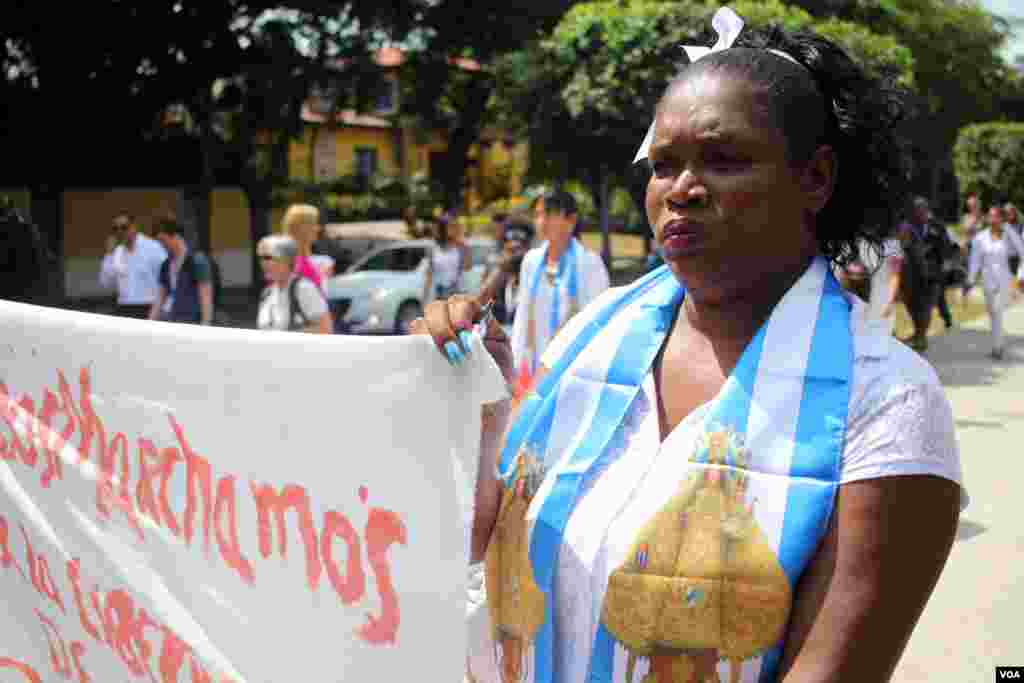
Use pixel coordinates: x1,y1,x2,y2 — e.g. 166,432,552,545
0,299,505,682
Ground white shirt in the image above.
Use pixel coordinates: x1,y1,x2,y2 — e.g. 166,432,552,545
530,285,966,683
431,244,464,293
511,242,610,375
98,234,167,305
257,276,328,331
968,228,1024,294
862,238,902,323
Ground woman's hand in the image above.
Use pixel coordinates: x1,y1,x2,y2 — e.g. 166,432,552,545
410,295,514,383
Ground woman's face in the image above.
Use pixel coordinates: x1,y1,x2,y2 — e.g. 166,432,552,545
967,195,978,212
260,253,292,285
292,220,320,245
989,206,1004,228
645,73,826,302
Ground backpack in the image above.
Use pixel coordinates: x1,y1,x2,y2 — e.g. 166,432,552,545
259,276,312,331
286,276,311,330
195,252,223,311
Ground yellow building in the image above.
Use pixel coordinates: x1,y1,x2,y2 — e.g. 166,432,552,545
288,47,528,211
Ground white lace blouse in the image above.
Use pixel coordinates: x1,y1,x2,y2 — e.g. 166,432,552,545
534,287,967,683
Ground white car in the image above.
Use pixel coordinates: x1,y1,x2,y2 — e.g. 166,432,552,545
325,237,496,334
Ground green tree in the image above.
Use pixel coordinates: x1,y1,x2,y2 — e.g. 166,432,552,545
496,0,912,262
785,0,1016,216
953,122,1024,209
398,1,583,210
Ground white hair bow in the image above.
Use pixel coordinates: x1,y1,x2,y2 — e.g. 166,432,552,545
633,6,745,164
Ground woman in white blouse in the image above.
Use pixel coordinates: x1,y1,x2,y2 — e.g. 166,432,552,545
416,13,964,683
256,235,331,334
967,205,1024,359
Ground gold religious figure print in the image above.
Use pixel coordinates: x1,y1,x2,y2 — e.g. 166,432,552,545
486,447,547,683
601,428,792,683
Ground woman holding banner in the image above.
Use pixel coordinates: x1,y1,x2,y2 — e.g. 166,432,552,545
415,9,964,683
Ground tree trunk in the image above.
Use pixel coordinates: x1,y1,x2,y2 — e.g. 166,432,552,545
598,167,611,270
29,183,64,307
243,180,273,297
627,165,652,256
440,77,493,210
189,89,218,255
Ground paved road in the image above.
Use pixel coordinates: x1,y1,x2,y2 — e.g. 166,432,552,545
893,299,1024,683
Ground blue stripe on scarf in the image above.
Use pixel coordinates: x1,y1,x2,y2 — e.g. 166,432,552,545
758,270,851,683
498,266,674,481
530,275,682,683
585,296,770,683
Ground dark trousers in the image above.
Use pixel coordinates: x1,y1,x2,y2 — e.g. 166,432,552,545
935,285,953,327
116,303,152,319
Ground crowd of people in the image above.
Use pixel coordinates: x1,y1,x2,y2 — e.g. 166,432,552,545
836,193,1022,358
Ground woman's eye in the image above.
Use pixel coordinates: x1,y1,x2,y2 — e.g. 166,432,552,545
705,152,749,170
650,159,673,177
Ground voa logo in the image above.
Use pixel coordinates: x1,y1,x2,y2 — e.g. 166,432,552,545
998,671,1021,679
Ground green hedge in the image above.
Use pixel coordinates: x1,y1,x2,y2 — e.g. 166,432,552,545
953,122,1024,209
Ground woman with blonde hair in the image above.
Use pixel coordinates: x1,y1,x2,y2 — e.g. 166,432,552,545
281,203,332,291
256,235,331,334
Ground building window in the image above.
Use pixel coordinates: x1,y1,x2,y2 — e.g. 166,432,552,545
355,147,378,186
374,79,397,114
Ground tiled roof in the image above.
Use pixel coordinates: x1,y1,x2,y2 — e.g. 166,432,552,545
300,104,392,127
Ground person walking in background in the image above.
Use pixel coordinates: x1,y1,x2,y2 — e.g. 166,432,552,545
478,216,535,334
1004,202,1021,274
967,205,1024,359
863,235,903,331
282,204,331,291
511,189,609,395
98,213,166,319
256,235,331,334
898,197,955,351
423,211,472,302
150,220,214,325
961,192,984,300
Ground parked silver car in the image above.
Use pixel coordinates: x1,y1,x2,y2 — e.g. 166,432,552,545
325,237,496,334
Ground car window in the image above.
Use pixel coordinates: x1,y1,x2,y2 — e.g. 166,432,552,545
355,247,426,272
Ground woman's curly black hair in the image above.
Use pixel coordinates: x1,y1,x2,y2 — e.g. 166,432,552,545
659,23,913,268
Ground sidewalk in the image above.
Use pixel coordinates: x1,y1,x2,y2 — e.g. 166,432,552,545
892,301,1024,683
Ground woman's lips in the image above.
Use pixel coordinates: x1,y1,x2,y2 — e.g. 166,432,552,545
661,220,705,257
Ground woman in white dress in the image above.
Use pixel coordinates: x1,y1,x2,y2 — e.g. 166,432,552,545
967,205,1024,359
424,213,471,302
256,235,331,334
415,10,964,683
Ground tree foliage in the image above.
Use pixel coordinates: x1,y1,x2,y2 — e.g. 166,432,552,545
953,122,1024,209
496,0,914,240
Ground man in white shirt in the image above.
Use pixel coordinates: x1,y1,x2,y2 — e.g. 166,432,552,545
98,214,167,319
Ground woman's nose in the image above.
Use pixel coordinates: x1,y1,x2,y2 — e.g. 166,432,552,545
665,169,709,210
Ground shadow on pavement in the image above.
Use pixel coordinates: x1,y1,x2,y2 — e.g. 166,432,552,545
954,518,987,542
920,329,1024,388
954,418,1005,430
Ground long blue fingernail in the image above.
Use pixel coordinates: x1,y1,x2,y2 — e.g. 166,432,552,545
444,341,464,366
459,331,474,354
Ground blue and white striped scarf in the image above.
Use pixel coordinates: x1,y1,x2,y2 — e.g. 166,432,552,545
489,257,852,683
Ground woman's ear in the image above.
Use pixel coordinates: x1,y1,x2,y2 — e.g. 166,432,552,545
802,145,837,214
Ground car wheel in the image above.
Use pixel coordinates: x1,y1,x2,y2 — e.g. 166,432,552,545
394,300,423,335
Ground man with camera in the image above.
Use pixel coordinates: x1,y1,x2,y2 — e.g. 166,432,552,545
99,214,167,319
478,216,535,334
